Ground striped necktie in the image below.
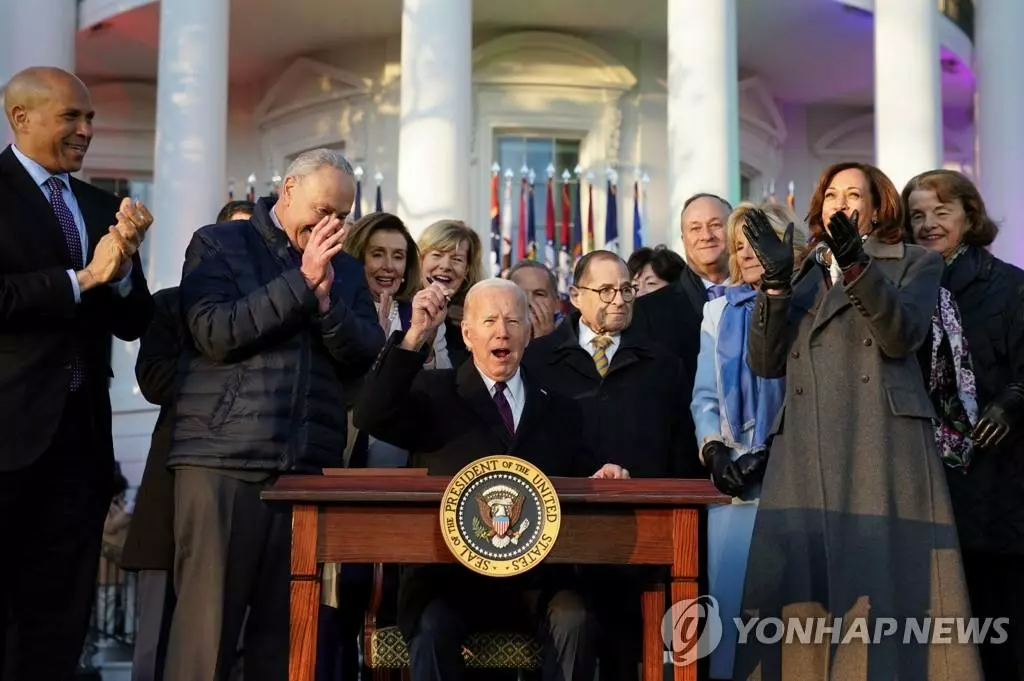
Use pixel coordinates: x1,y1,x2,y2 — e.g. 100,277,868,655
591,335,613,377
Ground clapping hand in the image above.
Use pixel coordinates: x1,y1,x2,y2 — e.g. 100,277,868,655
741,208,794,292
821,210,867,270
301,216,346,290
528,297,556,339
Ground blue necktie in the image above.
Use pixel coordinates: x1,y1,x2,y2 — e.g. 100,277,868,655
707,284,727,300
45,176,86,389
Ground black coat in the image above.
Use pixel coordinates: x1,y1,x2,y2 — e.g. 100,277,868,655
0,145,153,472
522,314,702,479
121,287,187,571
352,332,594,638
168,198,385,473
631,264,706,368
922,246,1024,554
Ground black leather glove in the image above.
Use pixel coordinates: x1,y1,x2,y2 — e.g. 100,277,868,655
820,210,868,271
741,209,794,291
702,440,746,497
734,449,768,487
973,383,1024,449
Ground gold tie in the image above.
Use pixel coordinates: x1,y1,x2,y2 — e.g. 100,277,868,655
591,335,613,377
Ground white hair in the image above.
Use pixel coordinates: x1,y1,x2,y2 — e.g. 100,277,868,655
464,278,530,322
284,148,354,181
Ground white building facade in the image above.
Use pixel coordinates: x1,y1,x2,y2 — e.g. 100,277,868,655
1,0,1020,483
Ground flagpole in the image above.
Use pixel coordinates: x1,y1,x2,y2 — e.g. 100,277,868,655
558,169,572,296
585,170,595,254
489,162,501,277
353,166,364,219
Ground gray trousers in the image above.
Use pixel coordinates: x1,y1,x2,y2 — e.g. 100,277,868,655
163,469,290,681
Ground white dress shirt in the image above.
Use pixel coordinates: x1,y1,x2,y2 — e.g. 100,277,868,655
11,144,132,302
578,318,621,365
477,366,525,432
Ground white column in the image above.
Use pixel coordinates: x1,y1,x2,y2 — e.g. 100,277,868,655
667,0,740,252
976,0,1024,267
1,0,77,148
874,0,942,191
149,0,229,291
396,0,472,236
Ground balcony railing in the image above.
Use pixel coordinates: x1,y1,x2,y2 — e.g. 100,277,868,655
939,0,974,40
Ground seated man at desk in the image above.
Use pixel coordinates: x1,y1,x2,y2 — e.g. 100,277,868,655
354,277,627,681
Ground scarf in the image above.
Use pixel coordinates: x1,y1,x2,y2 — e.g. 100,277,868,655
717,283,788,453
928,285,979,472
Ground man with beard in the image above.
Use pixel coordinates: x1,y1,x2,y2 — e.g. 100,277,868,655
162,148,384,680
0,66,154,680
522,250,702,680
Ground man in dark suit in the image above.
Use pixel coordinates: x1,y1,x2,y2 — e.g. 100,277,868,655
0,66,154,680
522,251,703,680
119,286,186,681
163,148,384,680
633,192,732,363
354,278,627,681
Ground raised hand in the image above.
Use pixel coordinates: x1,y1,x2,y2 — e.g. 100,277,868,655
301,216,345,289
112,197,153,256
377,290,394,333
528,297,556,339
821,210,867,270
314,262,335,314
742,208,794,291
401,281,454,351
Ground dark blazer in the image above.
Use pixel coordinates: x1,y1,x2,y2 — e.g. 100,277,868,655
353,331,592,477
920,246,1024,554
522,312,702,479
121,287,187,571
631,264,707,368
352,332,594,638
0,145,153,471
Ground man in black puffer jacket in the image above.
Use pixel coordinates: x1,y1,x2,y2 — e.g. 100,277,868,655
162,148,384,681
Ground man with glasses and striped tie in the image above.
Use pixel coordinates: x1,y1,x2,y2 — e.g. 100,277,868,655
522,250,703,681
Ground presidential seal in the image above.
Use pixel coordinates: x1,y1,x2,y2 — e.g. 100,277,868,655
440,455,562,577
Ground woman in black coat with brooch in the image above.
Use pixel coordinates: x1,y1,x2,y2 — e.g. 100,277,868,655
904,169,1024,680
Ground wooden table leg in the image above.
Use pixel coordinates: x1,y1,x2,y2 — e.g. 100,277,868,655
289,504,321,681
641,583,666,681
671,508,700,681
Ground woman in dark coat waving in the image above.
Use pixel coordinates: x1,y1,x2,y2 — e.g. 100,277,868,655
904,169,1024,679
734,162,982,680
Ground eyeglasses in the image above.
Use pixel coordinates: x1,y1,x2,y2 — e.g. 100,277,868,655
576,285,638,303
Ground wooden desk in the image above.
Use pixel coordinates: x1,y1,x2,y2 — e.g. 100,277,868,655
263,474,728,681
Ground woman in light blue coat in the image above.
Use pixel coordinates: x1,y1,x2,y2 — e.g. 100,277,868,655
690,202,807,680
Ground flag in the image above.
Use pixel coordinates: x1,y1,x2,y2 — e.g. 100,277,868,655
527,180,537,261
604,177,618,253
352,178,363,220
501,171,513,272
632,180,642,250
517,175,528,262
489,168,501,277
544,176,556,269
375,184,382,212
786,180,795,211
571,174,583,263
558,177,572,296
